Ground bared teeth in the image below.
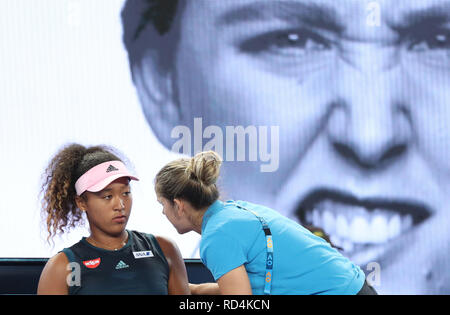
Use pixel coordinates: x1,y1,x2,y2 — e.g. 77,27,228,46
370,214,388,243
322,211,334,235
350,215,371,244
336,214,349,239
306,203,415,248
387,214,401,241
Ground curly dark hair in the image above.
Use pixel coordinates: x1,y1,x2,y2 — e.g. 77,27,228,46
40,143,124,242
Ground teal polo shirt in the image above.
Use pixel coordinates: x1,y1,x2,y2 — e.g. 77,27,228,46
200,200,365,295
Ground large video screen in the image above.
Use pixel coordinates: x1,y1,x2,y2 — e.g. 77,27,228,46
1,0,450,294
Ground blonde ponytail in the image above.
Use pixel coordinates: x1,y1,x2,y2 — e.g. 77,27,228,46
155,151,222,209
186,151,222,186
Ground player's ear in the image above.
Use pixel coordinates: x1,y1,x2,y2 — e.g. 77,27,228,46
122,0,183,150
131,48,182,149
75,195,88,212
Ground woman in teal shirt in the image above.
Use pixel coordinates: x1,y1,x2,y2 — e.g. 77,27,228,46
155,151,376,295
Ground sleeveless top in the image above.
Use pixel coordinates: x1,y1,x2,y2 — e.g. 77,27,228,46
61,230,169,295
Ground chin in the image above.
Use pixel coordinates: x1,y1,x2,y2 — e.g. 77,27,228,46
110,225,128,235
176,227,191,235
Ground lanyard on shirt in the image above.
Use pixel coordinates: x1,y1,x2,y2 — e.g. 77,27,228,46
225,201,273,295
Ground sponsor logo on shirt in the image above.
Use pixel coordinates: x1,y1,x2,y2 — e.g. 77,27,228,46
83,257,101,269
115,260,129,270
133,250,154,259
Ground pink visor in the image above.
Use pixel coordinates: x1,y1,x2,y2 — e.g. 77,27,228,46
75,160,139,196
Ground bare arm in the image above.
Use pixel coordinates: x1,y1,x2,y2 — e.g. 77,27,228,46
37,252,70,295
156,236,191,295
189,265,252,295
217,265,252,295
189,282,221,295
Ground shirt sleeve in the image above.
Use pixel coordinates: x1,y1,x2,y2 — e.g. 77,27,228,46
201,230,247,281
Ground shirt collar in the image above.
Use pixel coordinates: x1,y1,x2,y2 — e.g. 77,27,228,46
201,199,225,233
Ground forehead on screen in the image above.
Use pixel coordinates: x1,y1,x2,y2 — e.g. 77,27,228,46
183,0,450,33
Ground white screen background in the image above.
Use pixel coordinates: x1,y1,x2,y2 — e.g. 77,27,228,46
0,0,200,258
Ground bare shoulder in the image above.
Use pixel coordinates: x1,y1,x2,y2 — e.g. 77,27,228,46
37,252,70,295
154,235,190,294
154,235,181,259
43,252,70,274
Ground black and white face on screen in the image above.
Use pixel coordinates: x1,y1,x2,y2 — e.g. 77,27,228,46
121,0,450,294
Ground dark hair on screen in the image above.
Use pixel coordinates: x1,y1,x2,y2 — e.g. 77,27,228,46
136,0,178,38
121,0,183,78
122,0,179,42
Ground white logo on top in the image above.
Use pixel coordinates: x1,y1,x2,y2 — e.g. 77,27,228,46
133,250,154,259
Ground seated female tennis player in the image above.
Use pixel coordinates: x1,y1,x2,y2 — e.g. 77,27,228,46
154,151,377,295
37,144,189,295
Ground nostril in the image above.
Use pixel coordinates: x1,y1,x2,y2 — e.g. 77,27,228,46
379,143,408,164
332,142,371,169
332,141,407,170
